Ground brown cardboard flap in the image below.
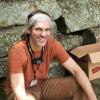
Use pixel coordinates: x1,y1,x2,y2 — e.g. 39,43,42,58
89,51,100,63
70,43,100,58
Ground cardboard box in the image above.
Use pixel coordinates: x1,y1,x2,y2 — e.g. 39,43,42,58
70,43,100,80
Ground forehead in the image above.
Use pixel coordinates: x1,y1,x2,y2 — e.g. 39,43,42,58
33,21,51,29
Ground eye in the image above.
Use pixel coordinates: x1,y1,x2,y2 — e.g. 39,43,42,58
46,28,51,32
35,28,42,31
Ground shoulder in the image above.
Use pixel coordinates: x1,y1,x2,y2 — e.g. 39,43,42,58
9,41,27,54
8,41,28,64
12,41,26,48
46,37,65,55
47,37,61,47
10,41,26,50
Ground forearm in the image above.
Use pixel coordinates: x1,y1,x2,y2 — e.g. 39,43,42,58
13,86,35,100
14,91,35,100
74,68,96,100
13,86,27,100
62,57,97,100
10,73,32,100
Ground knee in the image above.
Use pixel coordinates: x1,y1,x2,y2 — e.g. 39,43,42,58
63,77,79,96
73,87,89,100
64,76,79,88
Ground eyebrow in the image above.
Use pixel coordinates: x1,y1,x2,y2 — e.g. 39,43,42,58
35,27,51,30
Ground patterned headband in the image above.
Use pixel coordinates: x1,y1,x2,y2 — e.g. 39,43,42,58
27,13,51,28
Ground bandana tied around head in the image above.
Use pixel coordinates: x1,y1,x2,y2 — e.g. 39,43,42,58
27,13,51,29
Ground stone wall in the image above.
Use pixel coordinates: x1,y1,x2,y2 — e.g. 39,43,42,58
0,0,100,78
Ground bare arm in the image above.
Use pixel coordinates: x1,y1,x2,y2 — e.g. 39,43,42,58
62,57,97,100
10,73,35,100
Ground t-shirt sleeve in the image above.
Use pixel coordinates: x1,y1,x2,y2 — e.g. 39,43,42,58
53,40,70,63
8,46,23,74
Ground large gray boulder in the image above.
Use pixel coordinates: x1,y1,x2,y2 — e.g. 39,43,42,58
0,1,36,28
58,0,100,32
0,0,100,32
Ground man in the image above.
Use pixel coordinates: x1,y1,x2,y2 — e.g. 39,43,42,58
4,10,97,100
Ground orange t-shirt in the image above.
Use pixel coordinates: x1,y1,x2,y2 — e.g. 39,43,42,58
4,38,70,95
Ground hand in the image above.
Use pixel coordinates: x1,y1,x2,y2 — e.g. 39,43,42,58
26,93,36,100
88,94,97,100
14,93,36,100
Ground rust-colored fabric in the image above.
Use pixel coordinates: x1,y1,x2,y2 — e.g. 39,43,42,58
4,37,70,95
6,77,88,100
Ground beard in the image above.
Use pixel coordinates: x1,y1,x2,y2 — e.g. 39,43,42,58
30,35,48,48
36,37,47,47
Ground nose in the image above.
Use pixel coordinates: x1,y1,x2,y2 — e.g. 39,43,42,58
41,30,47,37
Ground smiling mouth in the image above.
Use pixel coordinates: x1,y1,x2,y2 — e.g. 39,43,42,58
39,40,46,43
38,38,47,42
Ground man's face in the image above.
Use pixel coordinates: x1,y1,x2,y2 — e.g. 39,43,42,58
30,21,51,47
